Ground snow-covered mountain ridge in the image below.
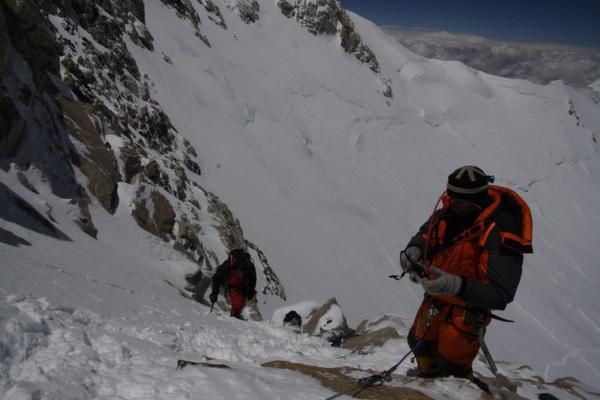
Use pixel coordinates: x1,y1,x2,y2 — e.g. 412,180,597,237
1,0,600,398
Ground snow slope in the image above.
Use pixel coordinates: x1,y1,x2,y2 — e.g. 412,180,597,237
2,0,600,396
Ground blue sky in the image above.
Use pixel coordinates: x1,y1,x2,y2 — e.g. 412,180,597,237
342,0,600,47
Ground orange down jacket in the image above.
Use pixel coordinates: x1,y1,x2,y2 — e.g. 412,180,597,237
408,186,533,310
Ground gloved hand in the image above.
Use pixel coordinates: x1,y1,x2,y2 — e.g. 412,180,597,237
246,288,256,300
399,246,423,283
420,267,463,296
209,292,218,304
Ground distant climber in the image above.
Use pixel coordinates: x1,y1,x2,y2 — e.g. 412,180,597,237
209,248,257,319
399,166,533,379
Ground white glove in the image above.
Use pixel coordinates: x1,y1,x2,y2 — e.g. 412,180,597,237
420,267,463,296
400,246,423,282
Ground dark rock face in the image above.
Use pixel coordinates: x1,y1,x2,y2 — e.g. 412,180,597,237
337,11,379,73
0,0,81,201
3,0,62,78
277,0,294,18
277,0,379,73
160,0,201,30
59,97,120,213
0,5,9,82
133,186,176,241
121,146,142,183
295,0,338,35
236,0,260,24
203,0,227,29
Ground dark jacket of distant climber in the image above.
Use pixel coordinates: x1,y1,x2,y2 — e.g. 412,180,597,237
209,249,257,318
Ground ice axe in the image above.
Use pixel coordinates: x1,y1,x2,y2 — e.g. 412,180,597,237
478,327,517,399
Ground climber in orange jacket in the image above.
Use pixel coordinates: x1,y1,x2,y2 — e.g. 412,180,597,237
400,166,533,378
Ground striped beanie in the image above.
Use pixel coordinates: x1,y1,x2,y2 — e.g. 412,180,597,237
447,166,491,203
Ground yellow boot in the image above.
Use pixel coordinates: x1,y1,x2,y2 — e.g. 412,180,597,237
415,356,441,377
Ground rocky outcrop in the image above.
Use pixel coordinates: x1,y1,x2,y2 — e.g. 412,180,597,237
247,241,286,300
336,10,379,73
222,0,260,24
59,98,120,213
0,5,9,82
202,0,227,29
120,145,143,183
0,97,23,159
0,0,81,201
160,0,210,46
160,0,201,30
287,0,338,35
342,315,404,351
263,361,432,400
304,297,354,346
2,0,62,79
133,186,176,240
206,190,246,250
277,0,380,73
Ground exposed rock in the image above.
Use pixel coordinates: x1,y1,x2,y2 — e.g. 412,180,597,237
343,326,400,351
183,138,198,157
59,97,120,213
263,361,432,400
236,0,260,24
223,0,260,24
337,11,379,73
206,190,246,249
184,156,201,176
247,241,286,300
383,85,393,98
72,196,98,239
137,106,176,151
17,172,39,194
160,0,201,30
121,146,142,183
0,5,9,82
133,187,176,240
0,8,80,199
295,0,338,35
304,297,353,346
173,218,203,261
2,0,62,78
144,160,161,181
277,0,294,18
278,0,380,73
129,0,146,23
130,19,155,51
0,96,20,159
203,0,227,29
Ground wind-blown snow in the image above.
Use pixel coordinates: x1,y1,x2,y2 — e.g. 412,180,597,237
1,0,600,397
